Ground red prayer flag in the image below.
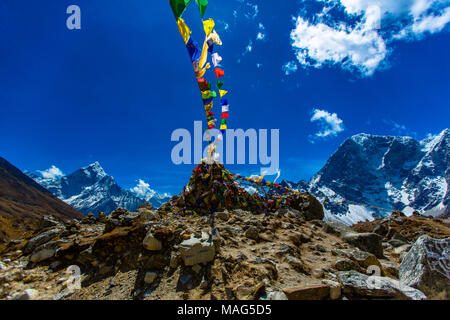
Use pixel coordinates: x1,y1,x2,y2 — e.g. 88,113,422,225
215,68,225,78
222,112,229,118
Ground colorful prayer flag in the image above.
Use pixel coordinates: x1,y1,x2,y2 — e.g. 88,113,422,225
211,53,222,67
203,19,215,37
215,68,224,78
170,0,192,18
195,0,208,18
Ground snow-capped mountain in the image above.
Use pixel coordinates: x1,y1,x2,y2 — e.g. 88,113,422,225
27,162,171,215
282,129,449,225
129,179,172,209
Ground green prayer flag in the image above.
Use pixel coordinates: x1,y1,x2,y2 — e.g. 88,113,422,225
195,0,208,18
170,0,192,18
217,81,224,89
221,119,227,125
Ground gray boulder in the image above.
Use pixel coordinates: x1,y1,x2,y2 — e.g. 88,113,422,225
179,232,215,266
399,235,449,297
343,232,384,258
337,270,426,300
23,228,62,254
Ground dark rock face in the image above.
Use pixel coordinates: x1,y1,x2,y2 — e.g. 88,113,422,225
343,232,384,258
399,235,450,298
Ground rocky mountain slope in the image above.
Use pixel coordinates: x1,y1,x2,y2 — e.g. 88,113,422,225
0,157,84,243
27,162,170,215
1,162,448,301
283,129,449,225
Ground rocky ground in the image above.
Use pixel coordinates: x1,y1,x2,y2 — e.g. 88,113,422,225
1,165,449,301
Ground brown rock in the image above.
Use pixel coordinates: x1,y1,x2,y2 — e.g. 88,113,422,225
282,285,330,300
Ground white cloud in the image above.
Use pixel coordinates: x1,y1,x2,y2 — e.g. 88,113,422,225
38,165,64,180
290,0,450,76
290,16,387,76
282,61,299,75
310,108,345,140
131,179,157,200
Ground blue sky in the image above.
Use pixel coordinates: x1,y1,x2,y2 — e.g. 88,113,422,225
1,0,449,195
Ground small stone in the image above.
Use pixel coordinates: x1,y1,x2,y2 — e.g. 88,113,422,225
30,248,56,263
192,264,202,274
215,211,230,221
144,272,157,285
143,232,162,251
334,258,358,271
282,285,330,300
13,288,38,300
244,226,259,241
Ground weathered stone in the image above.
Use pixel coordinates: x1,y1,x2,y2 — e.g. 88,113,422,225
260,291,288,300
322,280,342,300
394,244,412,256
30,248,57,263
282,285,330,300
380,260,398,278
337,270,426,300
399,235,450,297
215,211,230,221
343,232,384,258
323,221,353,236
13,288,38,300
23,228,62,254
332,248,381,269
244,226,260,240
144,272,157,285
286,255,305,272
334,258,358,271
179,234,215,266
142,232,162,251
289,232,311,245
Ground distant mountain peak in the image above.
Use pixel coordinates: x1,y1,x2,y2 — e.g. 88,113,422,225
80,162,107,179
27,162,171,215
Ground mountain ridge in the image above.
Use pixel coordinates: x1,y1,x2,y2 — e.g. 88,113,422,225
27,162,171,215
282,129,449,225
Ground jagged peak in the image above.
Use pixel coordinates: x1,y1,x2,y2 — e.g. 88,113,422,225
81,161,107,178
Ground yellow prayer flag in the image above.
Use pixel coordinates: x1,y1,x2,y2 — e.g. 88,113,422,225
220,124,227,130
203,19,215,37
176,17,191,44
219,90,228,98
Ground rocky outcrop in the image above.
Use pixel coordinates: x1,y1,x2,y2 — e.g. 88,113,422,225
337,270,426,300
399,235,449,298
